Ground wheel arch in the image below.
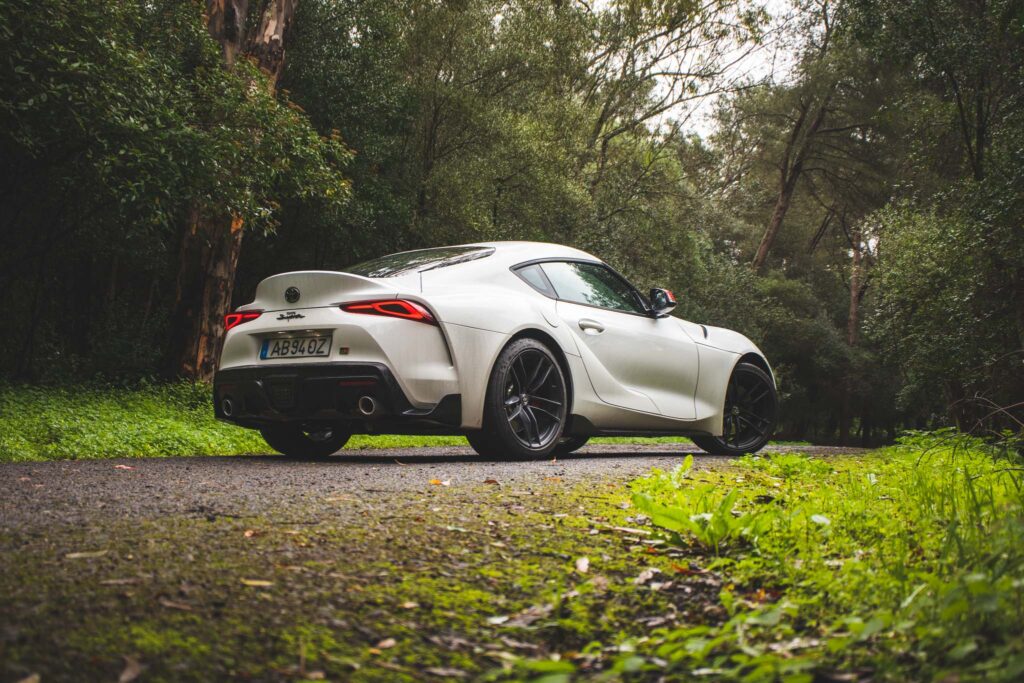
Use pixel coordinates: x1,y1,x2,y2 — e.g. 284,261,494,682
504,328,576,413
737,352,775,387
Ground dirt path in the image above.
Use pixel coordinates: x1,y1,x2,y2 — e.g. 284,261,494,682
0,445,862,682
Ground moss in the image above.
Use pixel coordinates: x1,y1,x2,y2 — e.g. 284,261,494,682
1,478,696,682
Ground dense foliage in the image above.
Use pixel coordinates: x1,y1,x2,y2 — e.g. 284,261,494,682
1,0,1022,443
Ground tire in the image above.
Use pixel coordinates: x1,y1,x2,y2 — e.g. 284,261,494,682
466,338,569,459
259,424,351,459
692,362,778,456
553,435,590,455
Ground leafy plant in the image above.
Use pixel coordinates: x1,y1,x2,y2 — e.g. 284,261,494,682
621,444,1024,680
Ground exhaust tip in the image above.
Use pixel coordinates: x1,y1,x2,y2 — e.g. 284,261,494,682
357,395,379,416
221,397,236,418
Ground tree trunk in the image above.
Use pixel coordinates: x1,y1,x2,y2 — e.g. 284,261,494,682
847,224,863,347
166,0,297,381
752,170,800,272
750,85,835,273
839,224,863,444
168,211,245,379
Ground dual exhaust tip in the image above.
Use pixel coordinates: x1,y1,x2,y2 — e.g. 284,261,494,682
357,395,380,416
221,394,381,418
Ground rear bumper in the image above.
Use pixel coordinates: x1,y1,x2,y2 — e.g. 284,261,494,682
214,363,462,431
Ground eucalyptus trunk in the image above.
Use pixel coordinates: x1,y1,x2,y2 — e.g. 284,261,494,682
839,224,863,444
166,0,296,380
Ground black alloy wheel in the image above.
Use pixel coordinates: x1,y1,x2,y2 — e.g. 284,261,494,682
692,362,777,456
260,423,352,459
467,338,568,459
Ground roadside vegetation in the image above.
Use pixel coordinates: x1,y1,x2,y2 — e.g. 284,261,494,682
0,383,721,462
590,434,1024,681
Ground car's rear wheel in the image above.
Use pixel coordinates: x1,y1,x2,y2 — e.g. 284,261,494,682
467,338,568,459
260,424,351,459
692,362,777,456
553,435,589,455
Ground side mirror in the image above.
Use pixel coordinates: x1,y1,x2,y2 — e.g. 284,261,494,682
649,288,677,316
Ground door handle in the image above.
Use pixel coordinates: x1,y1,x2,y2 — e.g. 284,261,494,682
578,318,605,333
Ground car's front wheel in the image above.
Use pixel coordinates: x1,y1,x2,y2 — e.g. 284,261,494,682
260,424,351,459
467,338,568,459
692,362,777,456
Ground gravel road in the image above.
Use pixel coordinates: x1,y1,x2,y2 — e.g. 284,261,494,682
2,444,864,528
0,444,863,530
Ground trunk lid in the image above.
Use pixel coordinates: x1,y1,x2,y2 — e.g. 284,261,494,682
242,271,417,312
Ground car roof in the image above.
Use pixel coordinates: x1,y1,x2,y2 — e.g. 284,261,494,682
458,241,600,267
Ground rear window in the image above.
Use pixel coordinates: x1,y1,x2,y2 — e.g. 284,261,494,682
347,246,495,278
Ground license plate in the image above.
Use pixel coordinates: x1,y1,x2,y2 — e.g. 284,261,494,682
260,336,331,360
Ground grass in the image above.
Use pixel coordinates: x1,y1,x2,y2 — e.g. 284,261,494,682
569,431,1024,681
0,382,737,462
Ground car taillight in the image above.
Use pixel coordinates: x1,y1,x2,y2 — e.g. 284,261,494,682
224,310,262,331
341,299,437,325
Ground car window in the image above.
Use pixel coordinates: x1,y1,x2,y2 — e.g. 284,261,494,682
514,264,556,298
540,261,645,314
347,246,494,278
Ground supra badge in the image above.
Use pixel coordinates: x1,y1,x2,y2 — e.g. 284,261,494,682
284,286,301,303
277,311,305,321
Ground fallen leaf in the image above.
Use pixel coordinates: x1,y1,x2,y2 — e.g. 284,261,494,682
304,671,326,680
158,598,192,611
544,476,562,482
65,550,108,560
114,465,135,470
118,655,145,683
634,567,661,585
367,648,382,656
499,636,539,651
489,541,507,548
575,557,590,574
429,479,451,486
243,529,258,538
425,667,468,678
486,615,510,625
504,603,553,627
240,579,273,587
400,601,419,609
376,638,397,649
483,478,500,485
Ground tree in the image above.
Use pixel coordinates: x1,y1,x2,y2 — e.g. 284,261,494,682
846,0,1024,182
167,0,307,381
0,0,348,381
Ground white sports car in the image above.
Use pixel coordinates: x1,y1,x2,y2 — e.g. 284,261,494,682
214,242,778,458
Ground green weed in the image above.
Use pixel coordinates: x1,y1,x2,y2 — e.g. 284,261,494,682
614,437,1024,680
